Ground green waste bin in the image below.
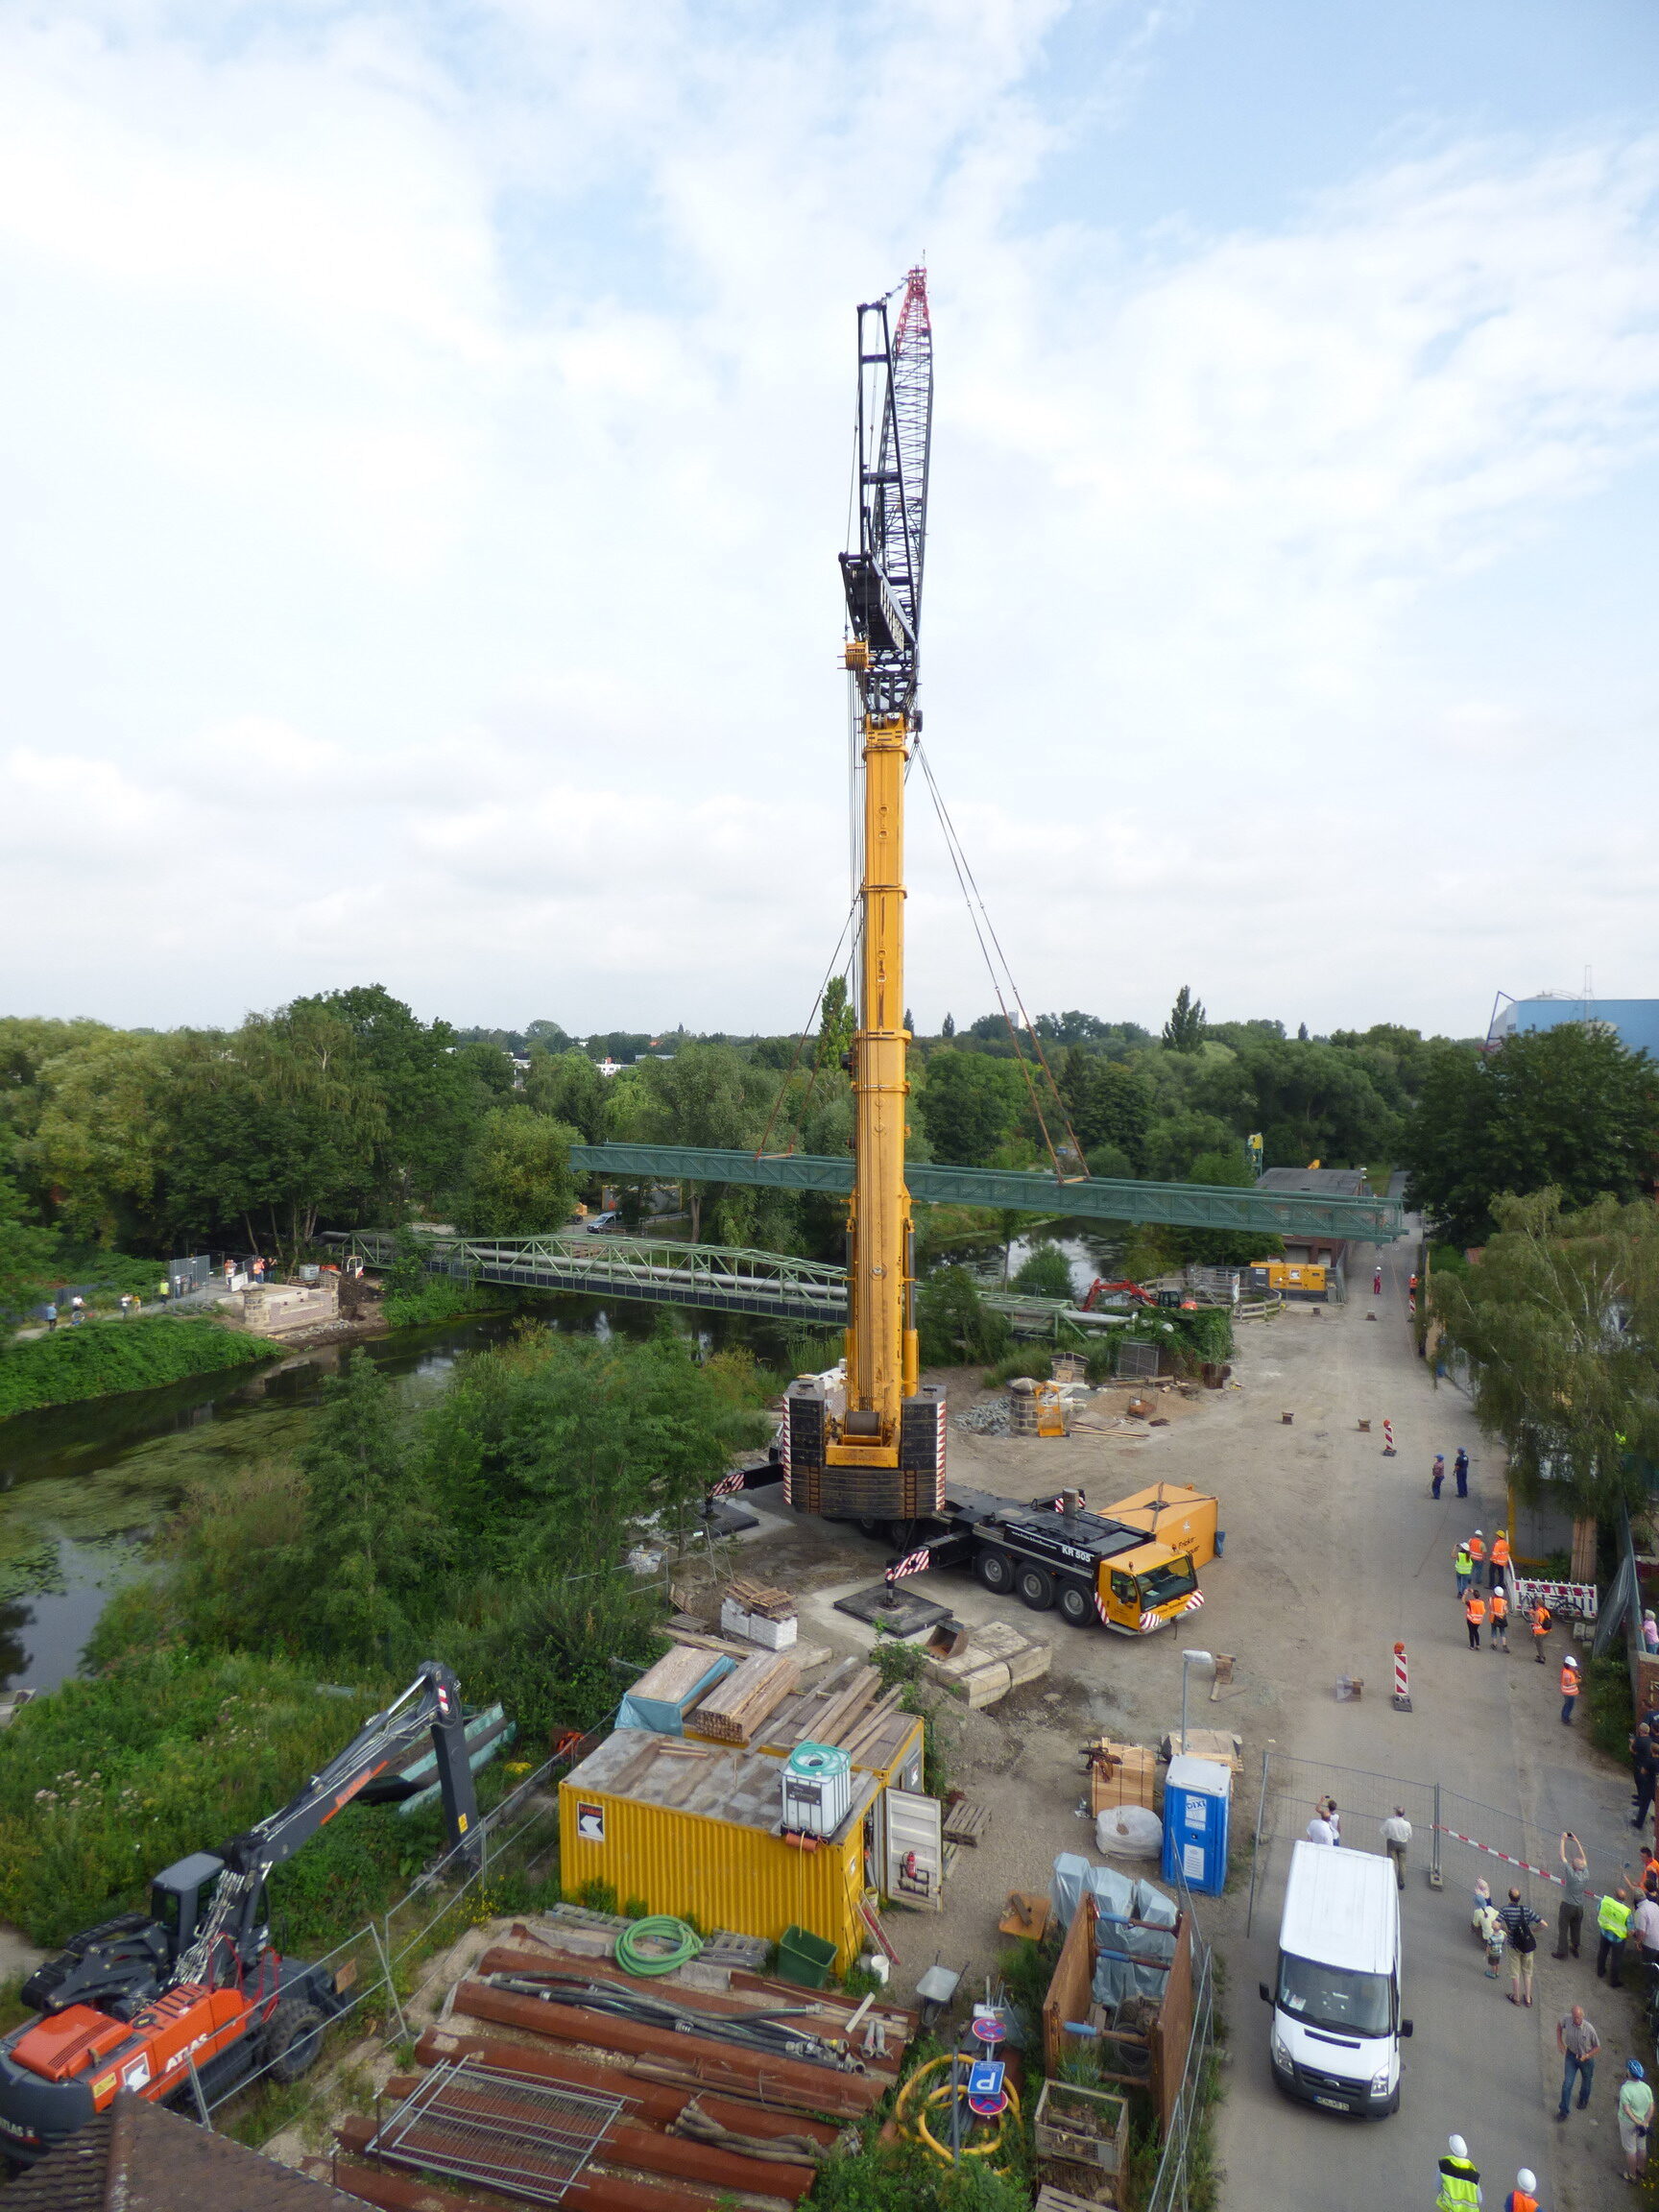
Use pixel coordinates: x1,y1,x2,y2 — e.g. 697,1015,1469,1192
776,1924,837,1989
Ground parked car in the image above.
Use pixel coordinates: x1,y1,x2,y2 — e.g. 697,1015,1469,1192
585,1211,620,1234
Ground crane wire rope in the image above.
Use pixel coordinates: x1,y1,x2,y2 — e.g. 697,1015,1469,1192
911,739,1089,1183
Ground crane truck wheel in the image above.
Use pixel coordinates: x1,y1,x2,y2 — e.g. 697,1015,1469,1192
1057,1578,1095,1626
974,1548,1014,1595
261,1999,326,2084
1015,1565,1055,1612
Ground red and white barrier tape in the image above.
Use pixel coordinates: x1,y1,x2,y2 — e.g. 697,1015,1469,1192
1435,1828,1563,1887
886,1546,934,1585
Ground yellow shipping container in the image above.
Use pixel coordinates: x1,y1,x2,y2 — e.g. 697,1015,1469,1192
1108,1482,1219,1569
559,1730,874,1971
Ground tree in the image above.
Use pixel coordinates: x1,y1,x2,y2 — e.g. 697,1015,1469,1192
941,1013,955,1039
1431,1191,1659,1522
524,1048,608,1142
816,977,855,1070
163,1005,386,1255
915,1051,1023,1166
0,1171,59,1319
459,1107,578,1235
1059,1049,1151,1166
295,1353,433,1660
28,1031,173,1244
1402,1025,1659,1249
1011,1242,1073,1299
295,985,486,1214
1162,986,1207,1052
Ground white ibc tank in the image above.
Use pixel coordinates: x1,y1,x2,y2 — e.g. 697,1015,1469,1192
781,1741,853,1837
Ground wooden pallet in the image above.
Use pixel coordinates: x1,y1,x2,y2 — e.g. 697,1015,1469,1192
943,1797,991,1847
726,1574,796,1621
1036,2185,1117,2212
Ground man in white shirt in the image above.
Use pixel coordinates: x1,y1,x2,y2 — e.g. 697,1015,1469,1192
1630,1890,1659,1982
1381,1807,1412,1888
1306,1805,1337,1846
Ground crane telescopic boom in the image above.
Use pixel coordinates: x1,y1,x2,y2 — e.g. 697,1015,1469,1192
784,268,947,1530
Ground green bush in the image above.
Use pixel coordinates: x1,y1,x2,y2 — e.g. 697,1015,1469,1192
382,1276,495,1329
0,1646,404,1946
0,1317,276,1420
918,1268,1013,1366
1586,1653,1634,1759
1009,1243,1072,1300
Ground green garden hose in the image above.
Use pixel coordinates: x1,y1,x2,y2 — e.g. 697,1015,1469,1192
615,1915,705,1977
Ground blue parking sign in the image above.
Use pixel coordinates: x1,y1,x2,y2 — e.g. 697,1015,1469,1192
967,2060,1005,2101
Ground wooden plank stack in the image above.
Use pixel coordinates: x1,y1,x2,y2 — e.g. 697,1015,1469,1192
720,1575,799,1651
1158,1727,1243,1774
925,1620,1051,1708
684,1649,800,1745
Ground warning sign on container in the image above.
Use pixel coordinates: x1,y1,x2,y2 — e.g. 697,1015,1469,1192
576,1801,606,1844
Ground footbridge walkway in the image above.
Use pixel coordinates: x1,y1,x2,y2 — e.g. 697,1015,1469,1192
337,1228,1121,1338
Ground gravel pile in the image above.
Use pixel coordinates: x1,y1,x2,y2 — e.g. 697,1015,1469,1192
954,1402,1012,1434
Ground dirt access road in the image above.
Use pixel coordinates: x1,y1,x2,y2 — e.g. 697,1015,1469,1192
708,1241,1636,2208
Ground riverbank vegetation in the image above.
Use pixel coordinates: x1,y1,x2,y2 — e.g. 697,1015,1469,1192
0,1315,277,1420
0,1320,774,1951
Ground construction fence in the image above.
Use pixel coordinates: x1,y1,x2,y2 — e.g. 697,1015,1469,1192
190,1742,583,2132
1142,1879,1216,2212
1245,1746,1593,1938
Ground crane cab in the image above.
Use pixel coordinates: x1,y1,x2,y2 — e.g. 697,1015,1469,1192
148,1852,227,1963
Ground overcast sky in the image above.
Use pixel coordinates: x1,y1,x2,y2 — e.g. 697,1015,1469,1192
3,1,1656,1041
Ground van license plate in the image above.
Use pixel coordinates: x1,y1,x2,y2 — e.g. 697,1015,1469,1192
1313,2095,1346,2111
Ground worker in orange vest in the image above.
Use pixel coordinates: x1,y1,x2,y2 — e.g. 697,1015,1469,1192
1490,1528,1511,1587
1465,1589,1488,1651
1530,1595,1552,1663
1561,1652,1582,1724
1489,1582,1510,1651
1468,1530,1487,1585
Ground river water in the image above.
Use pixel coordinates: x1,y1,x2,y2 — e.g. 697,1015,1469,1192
0,1296,806,1697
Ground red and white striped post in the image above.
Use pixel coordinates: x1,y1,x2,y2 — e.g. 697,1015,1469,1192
1382,1419,1397,1456
1392,1641,1411,1712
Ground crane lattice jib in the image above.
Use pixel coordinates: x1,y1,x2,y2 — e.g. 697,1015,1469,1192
841,266,932,717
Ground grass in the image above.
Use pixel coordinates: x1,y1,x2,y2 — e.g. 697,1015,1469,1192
381,1277,501,1330
0,1316,277,1420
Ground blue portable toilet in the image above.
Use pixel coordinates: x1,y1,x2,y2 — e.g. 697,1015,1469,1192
1162,1754,1231,1896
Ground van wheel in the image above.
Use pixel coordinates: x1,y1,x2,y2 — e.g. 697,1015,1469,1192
1057,1578,1095,1626
1016,1565,1055,1612
975,1549,1014,1595
856,1518,884,1539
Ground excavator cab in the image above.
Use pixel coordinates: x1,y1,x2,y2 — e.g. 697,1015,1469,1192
147,1853,227,1963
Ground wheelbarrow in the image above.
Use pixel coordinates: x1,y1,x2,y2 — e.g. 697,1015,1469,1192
915,1959,967,2029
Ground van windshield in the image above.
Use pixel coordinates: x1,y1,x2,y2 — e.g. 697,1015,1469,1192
1277,1952,1392,2038
1138,1558,1196,1608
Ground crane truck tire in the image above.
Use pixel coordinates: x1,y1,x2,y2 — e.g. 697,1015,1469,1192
261,1999,326,2084
1015,1565,1055,1612
974,1548,1014,1595
1057,1578,1095,1626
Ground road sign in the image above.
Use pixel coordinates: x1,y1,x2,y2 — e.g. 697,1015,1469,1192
967,2060,1005,2101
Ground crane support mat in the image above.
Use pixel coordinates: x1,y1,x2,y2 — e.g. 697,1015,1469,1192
833,1582,951,1634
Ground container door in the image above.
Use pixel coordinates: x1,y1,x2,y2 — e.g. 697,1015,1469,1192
884,1789,944,1911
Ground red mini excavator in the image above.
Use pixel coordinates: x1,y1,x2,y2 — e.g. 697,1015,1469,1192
0,1660,479,2168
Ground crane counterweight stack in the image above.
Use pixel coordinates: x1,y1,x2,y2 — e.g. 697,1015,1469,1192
786,267,946,1530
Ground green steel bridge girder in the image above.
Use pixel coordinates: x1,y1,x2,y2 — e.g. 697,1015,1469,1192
340,1229,1103,1339
568,1142,1407,1242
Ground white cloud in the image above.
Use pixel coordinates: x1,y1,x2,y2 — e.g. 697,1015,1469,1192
0,4,1656,1033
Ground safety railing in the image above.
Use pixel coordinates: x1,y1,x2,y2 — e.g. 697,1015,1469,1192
1144,1878,1215,2212
185,1740,589,2133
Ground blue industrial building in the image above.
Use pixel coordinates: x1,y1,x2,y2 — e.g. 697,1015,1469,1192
1488,994,1659,1060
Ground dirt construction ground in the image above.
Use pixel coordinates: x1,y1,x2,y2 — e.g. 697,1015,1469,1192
688,1233,1642,2211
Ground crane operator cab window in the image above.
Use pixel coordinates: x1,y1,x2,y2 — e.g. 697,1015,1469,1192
1110,1573,1137,1610
1137,1557,1197,1610
148,1851,227,1960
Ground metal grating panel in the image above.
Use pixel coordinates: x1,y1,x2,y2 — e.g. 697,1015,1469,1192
366,2058,624,2204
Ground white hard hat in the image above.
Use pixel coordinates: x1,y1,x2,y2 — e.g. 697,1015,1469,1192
1474,1528,1483,1536
1449,2133,1468,2158
1566,1654,1579,1669
1517,2172,1536,2193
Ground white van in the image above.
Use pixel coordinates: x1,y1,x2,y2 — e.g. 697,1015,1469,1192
1260,1841,1413,2116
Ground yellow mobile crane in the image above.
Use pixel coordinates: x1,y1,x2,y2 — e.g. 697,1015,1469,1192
783,270,945,1534
777,276,1217,1638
